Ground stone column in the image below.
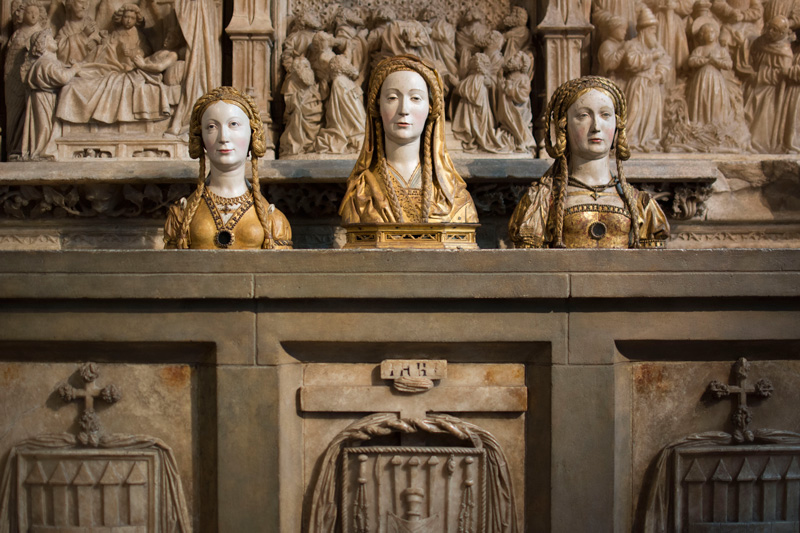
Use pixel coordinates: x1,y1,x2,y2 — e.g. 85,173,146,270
225,0,276,154
534,0,592,153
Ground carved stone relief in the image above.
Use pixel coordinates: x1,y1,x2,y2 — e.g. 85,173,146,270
301,360,526,532
278,4,535,157
307,413,519,533
0,179,710,220
2,0,221,161
591,0,800,154
0,362,192,531
641,358,800,532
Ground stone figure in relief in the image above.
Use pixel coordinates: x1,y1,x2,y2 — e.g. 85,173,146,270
314,55,366,154
687,0,718,49
712,0,764,74
779,32,800,152
744,16,793,152
279,56,323,156
56,3,172,124
21,29,82,161
496,51,535,153
418,6,459,92
685,22,751,151
502,7,532,62
764,0,800,28
367,6,396,69
479,30,504,114
645,0,692,83
596,16,628,89
339,55,478,225
378,20,430,62
92,3,151,68
131,27,184,83
508,76,670,249
333,6,369,87
164,87,292,249
452,53,513,153
281,10,322,75
621,7,672,152
592,0,640,42
4,0,44,160
56,0,102,65
456,7,489,78
309,31,336,99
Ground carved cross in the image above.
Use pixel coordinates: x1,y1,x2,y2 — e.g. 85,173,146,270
58,362,121,446
707,357,773,443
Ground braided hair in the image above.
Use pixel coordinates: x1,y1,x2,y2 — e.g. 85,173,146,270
543,75,639,248
366,55,444,222
176,86,273,248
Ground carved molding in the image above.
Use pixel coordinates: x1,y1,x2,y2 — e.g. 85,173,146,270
0,180,716,221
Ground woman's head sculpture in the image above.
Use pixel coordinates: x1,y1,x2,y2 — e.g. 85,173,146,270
174,86,271,248
361,55,445,223
340,55,477,236
543,76,640,247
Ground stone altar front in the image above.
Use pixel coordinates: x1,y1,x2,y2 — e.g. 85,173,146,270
0,249,798,531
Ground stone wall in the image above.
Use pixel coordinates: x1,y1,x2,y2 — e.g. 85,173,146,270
0,249,799,530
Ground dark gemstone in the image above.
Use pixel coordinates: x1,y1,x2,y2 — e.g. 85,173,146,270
589,221,607,240
216,230,234,247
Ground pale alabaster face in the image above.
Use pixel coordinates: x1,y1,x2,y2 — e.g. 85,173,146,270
379,70,430,147
201,101,252,175
566,88,617,162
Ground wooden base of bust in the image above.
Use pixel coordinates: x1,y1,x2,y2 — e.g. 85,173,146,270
343,224,480,249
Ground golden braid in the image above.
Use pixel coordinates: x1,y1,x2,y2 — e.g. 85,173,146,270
616,162,640,248
543,75,633,248
250,158,275,249
176,156,206,248
375,120,404,222
421,121,434,222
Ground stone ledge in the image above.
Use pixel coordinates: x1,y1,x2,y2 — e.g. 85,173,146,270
0,249,797,274
0,157,721,184
0,250,797,300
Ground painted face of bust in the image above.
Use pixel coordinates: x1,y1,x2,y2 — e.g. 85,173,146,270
379,70,430,147
566,89,617,162
201,101,252,174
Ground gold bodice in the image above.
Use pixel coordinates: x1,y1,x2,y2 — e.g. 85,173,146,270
562,203,631,249
189,199,266,249
163,189,293,249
